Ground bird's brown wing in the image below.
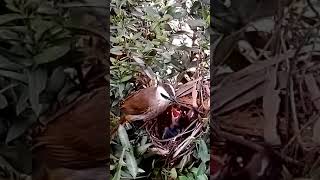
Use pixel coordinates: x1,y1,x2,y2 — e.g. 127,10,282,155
33,87,108,169
120,87,155,115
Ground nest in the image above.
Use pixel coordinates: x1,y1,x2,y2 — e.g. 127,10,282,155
211,1,320,178
144,78,210,165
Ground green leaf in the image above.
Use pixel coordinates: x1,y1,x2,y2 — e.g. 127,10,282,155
112,148,126,180
16,85,29,115
31,19,55,42
57,2,108,8
186,19,206,28
0,83,18,94
6,115,36,143
111,46,123,55
125,151,138,179
118,125,131,149
0,54,23,70
0,143,32,173
120,75,132,82
196,174,208,180
0,94,8,109
170,168,177,179
198,139,209,163
197,162,206,176
191,167,198,176
47,66,66,93
137,143,152,155
137,168,145,173
65,24,108,42
178,176,189,180
37,2,59,15
140,136,148,145
0,69,27,83
0,14,26,25
28,68,47,116
33,44,71,64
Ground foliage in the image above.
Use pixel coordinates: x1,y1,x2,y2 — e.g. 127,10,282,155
0,0,106,178
110,0,210,114
111,125,210,179
110,0,210,179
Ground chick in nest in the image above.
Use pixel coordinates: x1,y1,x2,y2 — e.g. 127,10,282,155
162,106,183,139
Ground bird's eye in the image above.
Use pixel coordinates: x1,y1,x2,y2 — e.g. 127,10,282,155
160,93,170,100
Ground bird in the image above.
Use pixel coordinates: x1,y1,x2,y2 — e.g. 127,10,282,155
112,82,177,135
32,63,108,180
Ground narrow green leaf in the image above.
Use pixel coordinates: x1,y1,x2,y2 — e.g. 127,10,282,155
197,162,206,176
137,168,145,173
57,2,108,8
198,139,209,163
37,2,59,15
16,86,29,115
120,75,132,83
196,174,208,180
118,125,131,149
137,143,152,155
0,94,8,109
0,14,25,25
111,46,123,55
33,44,70,64
178,176,189,180
28,68,47,116
0,69,27,82
0,83,18,94
112,148,126,180
6,115,36,143
0,54,23,70
125,151,138,179
140,136,148,145
65,25,108,41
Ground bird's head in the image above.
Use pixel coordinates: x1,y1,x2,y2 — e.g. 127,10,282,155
157,82,177,104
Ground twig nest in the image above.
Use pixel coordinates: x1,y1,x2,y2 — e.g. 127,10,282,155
144,79,210,165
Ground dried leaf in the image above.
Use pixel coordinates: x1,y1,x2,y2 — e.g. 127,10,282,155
192,84,198,108
222,50,294,84
213,33,241,66
313,116,320,144
213,69,266,112
176,77,202,97
262,67,281,145
305,74,320,111
216,81,266,115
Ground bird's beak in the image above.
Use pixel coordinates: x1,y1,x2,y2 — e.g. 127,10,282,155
170,96,177,103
